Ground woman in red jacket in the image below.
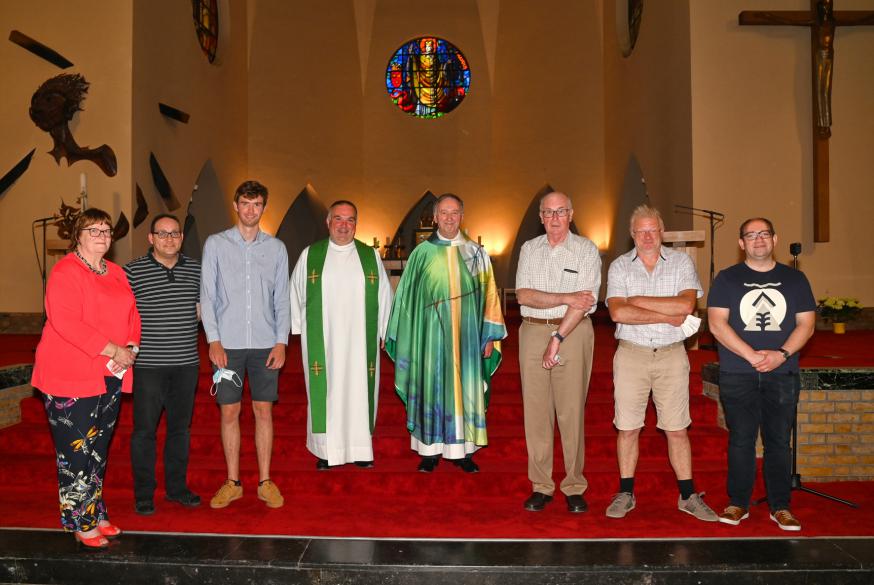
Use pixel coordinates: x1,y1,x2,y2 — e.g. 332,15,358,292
31,208,141,549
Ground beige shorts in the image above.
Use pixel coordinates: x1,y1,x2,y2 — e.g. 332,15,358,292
612,340,691,431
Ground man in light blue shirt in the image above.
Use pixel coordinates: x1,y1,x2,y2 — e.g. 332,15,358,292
200,180,290,510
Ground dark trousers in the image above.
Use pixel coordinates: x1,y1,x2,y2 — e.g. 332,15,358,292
131,364,199,500
718,371,800,512
43,378,122,532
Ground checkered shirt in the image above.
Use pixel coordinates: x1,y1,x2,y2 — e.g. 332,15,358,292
606,246,702,347
515,233,602,320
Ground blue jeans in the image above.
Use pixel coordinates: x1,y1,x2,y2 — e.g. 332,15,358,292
718,371,800,512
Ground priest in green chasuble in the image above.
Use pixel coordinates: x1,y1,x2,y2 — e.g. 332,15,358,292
386,193,507,472
291,201,393,469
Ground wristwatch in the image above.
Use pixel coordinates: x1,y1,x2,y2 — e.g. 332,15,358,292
127,344,140,354
779,348,790,360
551,331,565,343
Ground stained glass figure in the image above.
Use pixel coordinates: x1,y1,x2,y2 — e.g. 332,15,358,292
192,0,219,63
386,37,470,119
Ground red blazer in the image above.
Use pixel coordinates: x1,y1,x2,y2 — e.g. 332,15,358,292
31,253,141,397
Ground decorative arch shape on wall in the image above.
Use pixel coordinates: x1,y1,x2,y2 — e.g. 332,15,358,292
386,190,437,259
275,183,329,273
506,184,580,288
616,0,644,58
610,155,650,258
181,159,231,260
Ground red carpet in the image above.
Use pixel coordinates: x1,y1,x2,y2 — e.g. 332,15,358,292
1,312,872,539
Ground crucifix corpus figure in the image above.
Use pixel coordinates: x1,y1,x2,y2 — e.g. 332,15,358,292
739,0,874,243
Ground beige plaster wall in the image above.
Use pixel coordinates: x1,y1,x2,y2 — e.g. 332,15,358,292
0,1,133,313
690,0,874,304
603,0,694,258
247,0,606,285
131,0,249,257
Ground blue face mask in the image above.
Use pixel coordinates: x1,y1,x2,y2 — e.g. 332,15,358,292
210,368,242,396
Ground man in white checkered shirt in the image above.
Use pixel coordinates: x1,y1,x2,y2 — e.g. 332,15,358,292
515,191,601,514
603,204,716,523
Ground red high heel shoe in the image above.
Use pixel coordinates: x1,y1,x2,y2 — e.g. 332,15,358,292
74,531,109,549
97,522,122,539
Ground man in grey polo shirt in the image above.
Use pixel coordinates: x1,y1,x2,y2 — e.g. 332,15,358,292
604,204,716,522
516,191,601,514
201,180,290,510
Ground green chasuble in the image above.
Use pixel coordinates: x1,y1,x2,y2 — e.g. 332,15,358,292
305,238,380,433
385,233,506,447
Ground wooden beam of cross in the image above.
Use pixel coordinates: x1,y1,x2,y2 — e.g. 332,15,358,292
739,0,874,243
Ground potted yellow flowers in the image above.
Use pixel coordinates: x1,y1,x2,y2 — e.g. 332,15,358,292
818,296,863,334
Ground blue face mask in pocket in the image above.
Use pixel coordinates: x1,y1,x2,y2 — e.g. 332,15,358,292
210,368,243,396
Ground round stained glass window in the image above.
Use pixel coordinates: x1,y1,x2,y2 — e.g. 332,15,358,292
385,37,471,119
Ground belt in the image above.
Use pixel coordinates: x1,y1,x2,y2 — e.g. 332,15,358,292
522,316,562,326
618,340,684,352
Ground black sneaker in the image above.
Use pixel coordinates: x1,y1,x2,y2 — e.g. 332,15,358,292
165,491,201,508
316,458,329,470
354,460,374,468
135,499,155,515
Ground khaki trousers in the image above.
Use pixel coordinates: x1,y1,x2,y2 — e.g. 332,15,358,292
519,318,594,496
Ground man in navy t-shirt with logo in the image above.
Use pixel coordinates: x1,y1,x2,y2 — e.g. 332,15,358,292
707,217,816,531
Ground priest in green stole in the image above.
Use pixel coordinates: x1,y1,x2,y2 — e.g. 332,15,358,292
386,194,507,472
290,201,393,468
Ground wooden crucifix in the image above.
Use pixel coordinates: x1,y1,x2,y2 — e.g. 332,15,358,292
739,0,874,242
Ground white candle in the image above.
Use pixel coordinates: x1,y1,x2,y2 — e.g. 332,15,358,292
80,172,87,194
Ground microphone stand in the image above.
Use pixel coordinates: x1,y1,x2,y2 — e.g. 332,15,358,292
754,244,858,508
32,216,57,323
674,204,723,285
674,205,724,350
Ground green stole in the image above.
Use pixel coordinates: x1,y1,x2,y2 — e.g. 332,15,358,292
305,238,379,433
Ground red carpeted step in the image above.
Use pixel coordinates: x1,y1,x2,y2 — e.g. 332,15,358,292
5,411,729,461
0,450,730,501
5,326,874,539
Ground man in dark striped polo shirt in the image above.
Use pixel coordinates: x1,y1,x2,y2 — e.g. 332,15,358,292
125,214,202,515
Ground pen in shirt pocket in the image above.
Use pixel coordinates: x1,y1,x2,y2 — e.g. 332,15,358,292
563,268,578,274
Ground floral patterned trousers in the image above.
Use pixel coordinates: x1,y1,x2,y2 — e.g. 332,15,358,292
43,377,121,532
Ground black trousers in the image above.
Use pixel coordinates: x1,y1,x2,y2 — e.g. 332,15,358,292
130,364,199,501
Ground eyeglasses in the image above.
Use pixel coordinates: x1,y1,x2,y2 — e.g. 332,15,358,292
633,229,661,237
82,227,112,238
152,231,182,239
541,208,570,218
742,230,773,241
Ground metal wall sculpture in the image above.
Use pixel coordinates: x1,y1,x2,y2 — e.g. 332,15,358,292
28,73,117,177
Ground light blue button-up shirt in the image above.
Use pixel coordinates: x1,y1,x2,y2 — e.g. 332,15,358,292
200,226,290,349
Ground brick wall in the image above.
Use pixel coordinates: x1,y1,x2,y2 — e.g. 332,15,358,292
702,365,874,482
796,388,874,481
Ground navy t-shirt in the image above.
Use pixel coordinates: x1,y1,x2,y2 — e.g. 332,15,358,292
707,262,816,374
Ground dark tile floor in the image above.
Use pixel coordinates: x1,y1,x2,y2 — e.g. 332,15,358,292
2,529,872,585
